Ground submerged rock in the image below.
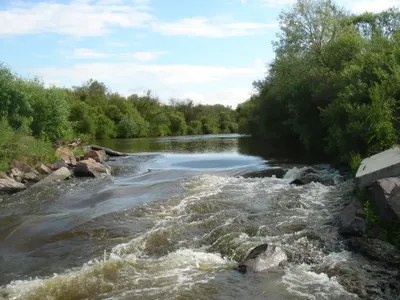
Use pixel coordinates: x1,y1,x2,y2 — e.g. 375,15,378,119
290,178,309,186
242,167,286,179
369,177,400,222
88,145,128,157
74,158,111,178
337,199,366,237
347,237,400,266
34,167,72,186
236,244,287,274
0,176,26,193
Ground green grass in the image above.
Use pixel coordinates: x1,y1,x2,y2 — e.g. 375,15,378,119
0,120,57,172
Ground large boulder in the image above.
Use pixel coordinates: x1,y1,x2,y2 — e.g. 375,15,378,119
347,237,400,266
242,167,286,179
369,177,400,222
7,167,24,182
34,167,72,186
0,176,26,193
337,199,366,237
55,147,76,166
84,148,107,163
74,158,111,178
236,244,287,274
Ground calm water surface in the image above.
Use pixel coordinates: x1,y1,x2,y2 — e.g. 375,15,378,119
0,135,398,300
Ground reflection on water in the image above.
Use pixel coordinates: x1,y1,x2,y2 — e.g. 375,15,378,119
97,134,314,164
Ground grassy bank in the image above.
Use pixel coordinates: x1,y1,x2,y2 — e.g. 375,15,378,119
0,120,56,172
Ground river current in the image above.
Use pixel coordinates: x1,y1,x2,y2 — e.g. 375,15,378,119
0,135,398,299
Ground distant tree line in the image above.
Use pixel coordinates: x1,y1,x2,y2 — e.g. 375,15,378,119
237,0,400,166
0,66,239,171
0,67,239,143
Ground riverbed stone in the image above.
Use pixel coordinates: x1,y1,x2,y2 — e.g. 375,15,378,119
0,176,26,193
242,167,286,179
74,158,111,178
56,147,74,162
34,167,72,186
347,237,400,266
7,167,24,182
369,177,400,222
12,161,39,175
84,148,107,163
236,244,287,274
50,159,68,171
37,164,52,175
338,199,366,237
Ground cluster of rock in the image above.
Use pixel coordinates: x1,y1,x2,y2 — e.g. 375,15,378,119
0,145,127,194
337,147,400,267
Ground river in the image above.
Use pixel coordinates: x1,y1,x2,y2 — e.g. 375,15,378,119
0,134,398,300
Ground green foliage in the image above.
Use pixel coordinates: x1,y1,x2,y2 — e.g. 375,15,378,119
238,0,400,165
188,120,203,135
349,152,361,175
0,120,55,172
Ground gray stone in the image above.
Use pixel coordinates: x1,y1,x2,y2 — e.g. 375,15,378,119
337,199,366,237
347,237,400,266
34,167,72,186
0,176,26,193
12,161,39,175
7,167,24,182
369,177,400,222
74,158,111,178
356,146,400,188
242,167,286,179
236,244,287,274
50,159,68,171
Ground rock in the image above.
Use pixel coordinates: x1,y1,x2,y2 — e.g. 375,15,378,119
242,167,286,179
347,237,400,266
74,158,111,178
356,146,400,188
50,159,68,171
0,176,26,193
89,145,128,157
290,178,309,186
11,161,39,182
7,167,24,182
236,244,287,274
69,156,77,166
369,177,400,222
84,148,107,163
12,161,39,175
337,199,366,237
37,164,52,175
34,167,72,186
55,147,74,162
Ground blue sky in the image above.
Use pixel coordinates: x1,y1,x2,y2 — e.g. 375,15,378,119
0,0,399,107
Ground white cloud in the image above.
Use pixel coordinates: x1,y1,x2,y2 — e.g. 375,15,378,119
0,0,153,37
152,17,278,37
72,48,109,59
261,0,295,7
30,61,264,107
123,51,166,61
348,0,400,13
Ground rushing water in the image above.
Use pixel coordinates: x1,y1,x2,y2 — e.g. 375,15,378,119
0,135,398,300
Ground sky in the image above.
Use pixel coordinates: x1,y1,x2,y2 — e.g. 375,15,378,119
0,0,399,108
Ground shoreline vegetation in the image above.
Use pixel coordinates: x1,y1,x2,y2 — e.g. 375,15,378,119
0,0,399,270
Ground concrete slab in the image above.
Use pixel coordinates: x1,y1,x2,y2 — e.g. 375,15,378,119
356,146,400,188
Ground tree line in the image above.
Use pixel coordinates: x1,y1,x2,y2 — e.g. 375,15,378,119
237,0,400,166
0,67,239,142
0,66,239,171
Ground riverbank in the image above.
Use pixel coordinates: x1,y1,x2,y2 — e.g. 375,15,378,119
0,142,127,195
